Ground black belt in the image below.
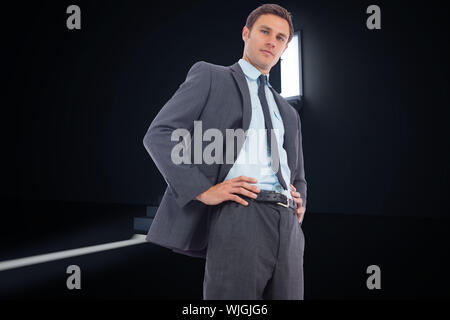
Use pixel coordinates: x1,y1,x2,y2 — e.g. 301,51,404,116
251,190,297,210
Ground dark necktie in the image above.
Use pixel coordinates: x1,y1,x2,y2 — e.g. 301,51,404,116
257,74,288,190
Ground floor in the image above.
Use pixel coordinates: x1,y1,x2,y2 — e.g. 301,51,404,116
1,200,449,299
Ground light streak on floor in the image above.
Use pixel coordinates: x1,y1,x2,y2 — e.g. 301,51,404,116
0,234,147,272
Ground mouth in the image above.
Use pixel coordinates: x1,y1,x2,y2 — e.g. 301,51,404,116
261,50,273,56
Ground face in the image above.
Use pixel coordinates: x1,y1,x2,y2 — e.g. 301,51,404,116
242,14,290,74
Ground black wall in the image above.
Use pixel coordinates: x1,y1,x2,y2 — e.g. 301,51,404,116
4,0,449,218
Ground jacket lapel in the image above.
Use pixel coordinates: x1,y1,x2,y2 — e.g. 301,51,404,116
230,62,252,132
217,62,253,182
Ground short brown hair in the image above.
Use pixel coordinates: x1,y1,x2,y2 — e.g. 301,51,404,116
245,3,294,43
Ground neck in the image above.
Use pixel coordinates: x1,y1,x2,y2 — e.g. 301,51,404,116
242,55,270,75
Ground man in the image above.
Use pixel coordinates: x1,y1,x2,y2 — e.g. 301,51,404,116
143,4,307,299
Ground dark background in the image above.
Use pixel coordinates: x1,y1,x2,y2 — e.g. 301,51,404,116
1,0,449,299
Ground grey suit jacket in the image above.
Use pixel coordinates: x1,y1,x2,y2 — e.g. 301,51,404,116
143,60,307,258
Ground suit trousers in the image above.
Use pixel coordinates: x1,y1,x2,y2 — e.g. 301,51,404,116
203,197,305,300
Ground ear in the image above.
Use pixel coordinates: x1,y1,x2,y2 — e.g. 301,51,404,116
281,42,289,54
242,26,249,41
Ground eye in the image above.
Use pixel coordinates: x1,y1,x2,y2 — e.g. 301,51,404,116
277,36,285,41
261,30,268,34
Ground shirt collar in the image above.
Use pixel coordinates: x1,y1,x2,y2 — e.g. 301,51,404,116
238,58,272,88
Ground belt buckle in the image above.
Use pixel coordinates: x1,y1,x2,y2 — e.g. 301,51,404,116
276,194,289,208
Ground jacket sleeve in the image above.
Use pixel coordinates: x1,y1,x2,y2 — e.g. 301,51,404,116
143,61,214,208
292,111,307,212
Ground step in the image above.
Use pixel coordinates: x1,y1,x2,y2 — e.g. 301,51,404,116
146,206,158,218
133,217,153,234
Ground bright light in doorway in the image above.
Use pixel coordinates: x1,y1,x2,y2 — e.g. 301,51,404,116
280,31,302,99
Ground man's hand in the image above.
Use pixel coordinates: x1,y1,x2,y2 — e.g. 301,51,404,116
290,183,306,223
195,176,260,206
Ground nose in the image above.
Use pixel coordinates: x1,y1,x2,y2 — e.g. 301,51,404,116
266,36,276,48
